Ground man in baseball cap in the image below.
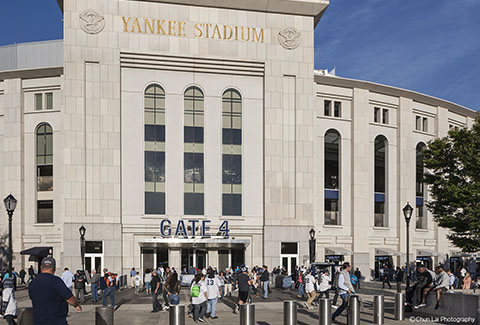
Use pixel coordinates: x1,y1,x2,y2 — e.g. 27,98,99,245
28,257,82,324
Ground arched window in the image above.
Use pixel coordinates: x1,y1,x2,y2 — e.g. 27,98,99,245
324,129,340,225
36,123,53,223
184,86,204,215
416,143,427,229
374,135,387,227
144,84,166,214
222,89,242,216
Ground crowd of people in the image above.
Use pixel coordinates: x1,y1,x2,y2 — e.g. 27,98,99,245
0,259,479,324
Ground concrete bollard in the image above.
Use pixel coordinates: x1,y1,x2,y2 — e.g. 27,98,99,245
318,298,331,325
18,307,34,325
95,306,114,325
283,300,297,325
240,304,255,325
347,295,360,325
394,293,405,320
373,295,384,324
169,305,185,325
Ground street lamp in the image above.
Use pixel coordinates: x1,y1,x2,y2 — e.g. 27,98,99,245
79,225,86,271
403,202,413,298
309,228,316,264
4,194,17,277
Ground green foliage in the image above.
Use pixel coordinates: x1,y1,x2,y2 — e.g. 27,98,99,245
423,117,480,252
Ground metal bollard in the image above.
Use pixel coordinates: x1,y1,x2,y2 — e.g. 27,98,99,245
318,298,332,325
373,295,384,324
347,295,360,325
169,305,185,325
95,306,114,325
18,307,34,325
240,304,255,325
394,293,405,320
283,300,297,325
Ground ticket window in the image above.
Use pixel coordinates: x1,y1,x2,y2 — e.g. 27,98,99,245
416,257,432,270
325,255,344,265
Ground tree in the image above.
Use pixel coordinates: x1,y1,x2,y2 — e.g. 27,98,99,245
423,117,480,252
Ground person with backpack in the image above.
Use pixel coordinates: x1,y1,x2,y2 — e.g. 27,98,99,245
150,270,162,313
102,268,117,308
205,269,221,319
74,270,87,303
331,262,353,323
190,273,208,323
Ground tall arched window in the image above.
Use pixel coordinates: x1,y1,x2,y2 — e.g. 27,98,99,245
184,86,204,215
36,123,53,223
222,89,242,216
324,129,340,225
374,135,387,227
416,143,427,229
144,84,166,214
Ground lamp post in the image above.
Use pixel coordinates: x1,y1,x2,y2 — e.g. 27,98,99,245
79,225,86,271
4,194,17,277
309,228,316,264
403,202,413,298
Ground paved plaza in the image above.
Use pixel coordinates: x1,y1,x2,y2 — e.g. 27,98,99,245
14,282,445,325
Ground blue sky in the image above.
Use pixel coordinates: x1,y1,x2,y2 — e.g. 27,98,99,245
1,0,478,110
315,0,480,110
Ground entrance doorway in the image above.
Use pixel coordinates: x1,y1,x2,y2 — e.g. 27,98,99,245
374,256,393,280
181,249,208,270
84,241,103,274
141,247,169,272
281,242,298,275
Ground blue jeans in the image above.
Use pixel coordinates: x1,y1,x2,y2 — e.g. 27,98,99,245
298,283,305,297
169,294,180,305
103,287,115,308
263,281,269,298
91,283,99,302
332,293,349,319
207,297,218,317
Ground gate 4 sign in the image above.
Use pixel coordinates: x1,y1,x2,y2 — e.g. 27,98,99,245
160,219,230,238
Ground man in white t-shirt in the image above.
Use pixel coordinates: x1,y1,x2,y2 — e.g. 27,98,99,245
206,270,222,319
304,270,317,309
61,267,75,291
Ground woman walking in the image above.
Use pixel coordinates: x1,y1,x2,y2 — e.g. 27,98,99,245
218,271,226,298
463,272,472,291
297,270,305,298
167,272,181,305
144,269,152,296
190,273,208,323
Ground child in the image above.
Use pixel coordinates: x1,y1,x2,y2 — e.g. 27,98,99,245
134,271,142,295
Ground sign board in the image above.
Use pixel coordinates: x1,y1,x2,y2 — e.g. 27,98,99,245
160,219,229,238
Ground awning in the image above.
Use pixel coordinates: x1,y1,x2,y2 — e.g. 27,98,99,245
416,249,441,257
325,247,353,256
375,248,402,256
450,251,471,258
20,246,53,257
138,237,250,249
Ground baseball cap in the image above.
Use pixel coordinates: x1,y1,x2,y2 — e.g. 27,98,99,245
41,257,56,269
241,266,248,272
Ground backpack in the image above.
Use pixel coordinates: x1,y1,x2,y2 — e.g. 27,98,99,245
105,273,117,287
190,284,200,297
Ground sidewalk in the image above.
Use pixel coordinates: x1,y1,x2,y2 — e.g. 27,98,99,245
14,282,439,324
